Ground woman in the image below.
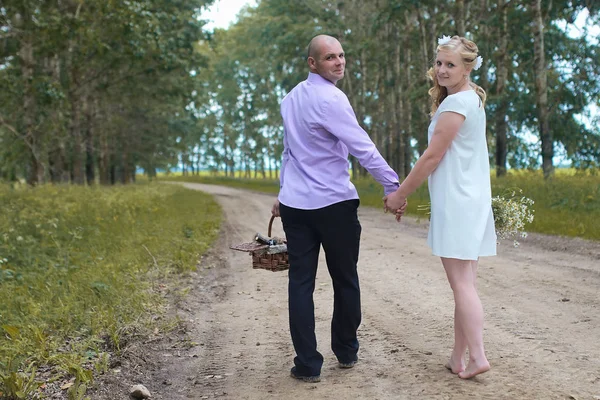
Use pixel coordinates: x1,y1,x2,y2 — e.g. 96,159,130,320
384,35,496,379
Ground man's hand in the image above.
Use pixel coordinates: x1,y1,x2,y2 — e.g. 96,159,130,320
383,190,407,222
394,201,407,222
271,199,281,217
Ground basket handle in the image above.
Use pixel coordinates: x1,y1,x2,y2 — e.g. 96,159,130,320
268,215,276,237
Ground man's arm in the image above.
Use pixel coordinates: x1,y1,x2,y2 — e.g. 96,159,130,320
273,127,289,218
321,94,399,194
280,129,290,191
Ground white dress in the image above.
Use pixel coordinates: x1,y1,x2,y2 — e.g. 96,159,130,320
427,90,497,260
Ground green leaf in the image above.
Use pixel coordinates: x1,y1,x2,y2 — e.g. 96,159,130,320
2,325,20,340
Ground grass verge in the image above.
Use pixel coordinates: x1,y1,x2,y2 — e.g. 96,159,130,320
159,169,600,241
0,183,221,399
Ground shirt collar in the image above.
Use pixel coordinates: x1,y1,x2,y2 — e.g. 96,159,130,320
307,72,336,86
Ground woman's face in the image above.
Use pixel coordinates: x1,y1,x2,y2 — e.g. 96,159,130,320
434,49,470,90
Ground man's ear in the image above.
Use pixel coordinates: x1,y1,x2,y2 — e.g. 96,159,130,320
307,56,316,70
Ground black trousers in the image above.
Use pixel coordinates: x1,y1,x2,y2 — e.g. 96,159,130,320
280,199,362,376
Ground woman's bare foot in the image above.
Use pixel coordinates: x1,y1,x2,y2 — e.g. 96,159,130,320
445,358,466,374
458,359,490,379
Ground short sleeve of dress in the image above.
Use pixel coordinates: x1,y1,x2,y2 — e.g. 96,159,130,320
438,94,468,118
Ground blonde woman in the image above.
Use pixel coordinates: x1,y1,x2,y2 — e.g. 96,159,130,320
384,35,496,379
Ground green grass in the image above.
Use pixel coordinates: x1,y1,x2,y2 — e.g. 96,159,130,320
164,173,281,194
159,169,600,241
0,183,221,398
490,170,600,239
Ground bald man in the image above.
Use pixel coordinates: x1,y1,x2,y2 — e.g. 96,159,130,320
271,35,401,382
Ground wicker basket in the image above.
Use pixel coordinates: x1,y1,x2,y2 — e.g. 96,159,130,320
230,215,289,272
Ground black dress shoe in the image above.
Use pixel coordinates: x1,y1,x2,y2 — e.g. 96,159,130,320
338,357,358,369
338,360,357,368
290,366,321,382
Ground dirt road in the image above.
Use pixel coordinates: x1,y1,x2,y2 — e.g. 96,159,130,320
95,183,600,400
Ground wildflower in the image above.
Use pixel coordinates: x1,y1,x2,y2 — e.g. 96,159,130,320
492,188,535,247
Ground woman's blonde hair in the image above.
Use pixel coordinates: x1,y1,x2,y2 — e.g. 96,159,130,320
427,35,486,116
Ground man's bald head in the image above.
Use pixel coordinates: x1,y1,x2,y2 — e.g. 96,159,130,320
306,34,346,84
307,35,341,59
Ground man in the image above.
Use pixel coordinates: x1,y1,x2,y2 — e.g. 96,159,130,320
271,34,403,383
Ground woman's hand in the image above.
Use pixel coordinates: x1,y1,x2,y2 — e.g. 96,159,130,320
383,190,407,221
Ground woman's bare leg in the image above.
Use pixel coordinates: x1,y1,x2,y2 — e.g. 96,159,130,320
442,257,489,379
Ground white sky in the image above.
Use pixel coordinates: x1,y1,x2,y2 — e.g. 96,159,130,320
201,0,257,31
559,9,599,44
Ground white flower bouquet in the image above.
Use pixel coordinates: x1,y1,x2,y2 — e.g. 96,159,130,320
492,189,535,246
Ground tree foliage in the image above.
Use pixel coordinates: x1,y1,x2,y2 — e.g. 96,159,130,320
192,0,600,179
0,0,599,184
0,0,215,184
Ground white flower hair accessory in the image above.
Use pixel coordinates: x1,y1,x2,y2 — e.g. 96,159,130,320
474,55,483,70
438,35,452,45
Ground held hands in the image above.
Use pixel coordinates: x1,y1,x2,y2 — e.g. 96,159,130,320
271,199,281,217
383,190,407,222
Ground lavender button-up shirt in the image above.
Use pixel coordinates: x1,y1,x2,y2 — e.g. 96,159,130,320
278,72,399,210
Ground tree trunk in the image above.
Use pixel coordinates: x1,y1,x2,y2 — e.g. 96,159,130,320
358,46,369,178
46,54,68,183
70,95,85,185
147,167,157,180
84,97,95,185
99,129,110,185
456,0,466,36
416,8,432,156
392,25,405,177
403,21,414,176
385,27,396,169
477,0,491,95
121,136,132,184
341,64,358,180
532,0,553,178
495,0,509,177
49,140,70,183
195,151,201,176
19,25,43,185
110,159,117,185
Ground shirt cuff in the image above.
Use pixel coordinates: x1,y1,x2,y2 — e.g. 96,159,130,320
383,182,400,196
